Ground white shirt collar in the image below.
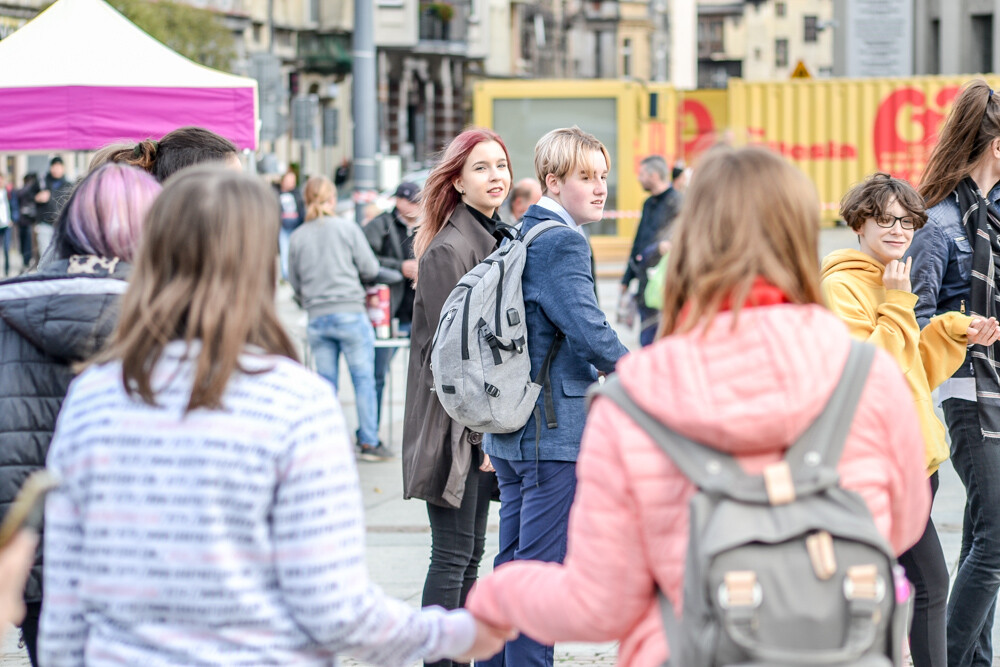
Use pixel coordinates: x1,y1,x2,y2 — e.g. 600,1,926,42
536,196,586,236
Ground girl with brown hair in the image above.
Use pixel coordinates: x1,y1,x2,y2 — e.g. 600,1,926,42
465,147,929,666
39,166,512,666
907,78,1000,666
403,127,512,667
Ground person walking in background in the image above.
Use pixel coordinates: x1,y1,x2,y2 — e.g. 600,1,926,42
466,146,930,667
0,172,13,276
822,172,999,667
620,156,683,346
480,127,628,667
275,168,305,280
364,181,421,429
288,175,389,462
15,174,38,269
907,79,1000,667
0,164,162,666
33,157,72,263
39,166,513,667
502,177,542,225
403,128,513,667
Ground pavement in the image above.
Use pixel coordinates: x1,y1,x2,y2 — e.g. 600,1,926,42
2,225,997,665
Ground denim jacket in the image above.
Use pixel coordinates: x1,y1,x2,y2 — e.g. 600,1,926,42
905,183,1000,378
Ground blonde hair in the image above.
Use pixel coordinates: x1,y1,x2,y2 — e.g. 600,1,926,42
97,165,297,412
657,146,823,338
534,126,610,194
304,175,336,221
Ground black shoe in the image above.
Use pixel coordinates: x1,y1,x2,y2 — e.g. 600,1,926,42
358,444,394,462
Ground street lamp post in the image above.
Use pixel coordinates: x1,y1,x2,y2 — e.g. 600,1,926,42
352,0,377,224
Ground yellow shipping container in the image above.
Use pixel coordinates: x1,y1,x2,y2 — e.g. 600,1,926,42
678,89,729,164
728,76,1000,224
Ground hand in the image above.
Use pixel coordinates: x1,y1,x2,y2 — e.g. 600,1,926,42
402,259,418,281
480,454,495,473
882,257,912,293
968,316,1000,346
0,531,38,627
34,190,50,204
658,240,672,255
456,619,518,662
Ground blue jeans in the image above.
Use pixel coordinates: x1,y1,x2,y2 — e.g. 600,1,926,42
480,457,577,667
374,321,410,426
943,398,1000,667
278,227,292,280
308,312,379,447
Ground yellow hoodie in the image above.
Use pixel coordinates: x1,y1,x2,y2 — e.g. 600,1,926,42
821,249,971,474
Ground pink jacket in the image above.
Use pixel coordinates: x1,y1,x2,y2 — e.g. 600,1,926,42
466,304,930,666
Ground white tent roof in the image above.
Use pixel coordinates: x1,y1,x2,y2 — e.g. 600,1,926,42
0,0,253,89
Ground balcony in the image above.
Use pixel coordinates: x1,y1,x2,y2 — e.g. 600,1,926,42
581,0,619,21
297,31,352,76
418,1,470,50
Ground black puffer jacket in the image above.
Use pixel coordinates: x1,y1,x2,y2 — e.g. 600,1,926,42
0,256,129,603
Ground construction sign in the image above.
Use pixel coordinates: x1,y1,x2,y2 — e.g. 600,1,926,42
791,60,812,79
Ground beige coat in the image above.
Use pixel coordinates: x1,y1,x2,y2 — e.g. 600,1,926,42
402,204,498,507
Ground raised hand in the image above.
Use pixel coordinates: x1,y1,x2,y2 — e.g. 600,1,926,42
968,316,1000,346
456,619,518,662
883,257,912,293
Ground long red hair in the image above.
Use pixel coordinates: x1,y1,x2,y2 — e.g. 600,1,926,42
414,128,512,259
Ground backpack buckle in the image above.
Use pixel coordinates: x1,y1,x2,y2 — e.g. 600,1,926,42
718,571,762,609
844,564,885,602
763,462,796,505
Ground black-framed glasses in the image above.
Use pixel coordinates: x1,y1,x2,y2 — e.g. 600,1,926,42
875,214,917,230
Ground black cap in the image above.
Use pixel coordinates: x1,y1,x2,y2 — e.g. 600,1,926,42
393,181,420,202
50,156,63,166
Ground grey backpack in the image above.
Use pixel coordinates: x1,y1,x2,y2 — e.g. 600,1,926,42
431,220,566,433
590,341,909,667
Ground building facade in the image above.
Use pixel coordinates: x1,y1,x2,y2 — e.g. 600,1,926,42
913,0,1000,76
697,0,834,88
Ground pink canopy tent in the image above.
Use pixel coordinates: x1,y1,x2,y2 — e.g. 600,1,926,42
0,0,258,152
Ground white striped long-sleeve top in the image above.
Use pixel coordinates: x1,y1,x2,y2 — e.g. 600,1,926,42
40,341,474,666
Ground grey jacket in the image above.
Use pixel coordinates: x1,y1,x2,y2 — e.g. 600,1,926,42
0,256,130,603
288,215,380,319
402,204,499,507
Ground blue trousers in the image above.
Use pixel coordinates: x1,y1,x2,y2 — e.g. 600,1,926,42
943,398,1000,667
307,312,379,447
480,457,577,667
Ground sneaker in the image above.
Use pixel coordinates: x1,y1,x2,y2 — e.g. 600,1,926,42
358,444,394,462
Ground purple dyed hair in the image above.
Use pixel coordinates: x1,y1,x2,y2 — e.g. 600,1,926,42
53,163,162,262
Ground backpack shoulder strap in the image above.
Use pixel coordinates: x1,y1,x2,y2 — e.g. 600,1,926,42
588,376,744,493
521,219,567,246
784,340,876,471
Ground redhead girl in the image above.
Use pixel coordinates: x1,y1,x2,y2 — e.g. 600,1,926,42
402,128,512,667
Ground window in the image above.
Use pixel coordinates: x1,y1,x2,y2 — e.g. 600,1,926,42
928,19,940,74
972,14,994,74
775,2,786,18
698,16,724,58
622,37,632,77
804,16,818,42
775,38,789,68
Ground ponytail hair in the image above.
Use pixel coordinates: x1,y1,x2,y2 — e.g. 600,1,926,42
921,79,1000,207
304,175,336,221
414,128,511,259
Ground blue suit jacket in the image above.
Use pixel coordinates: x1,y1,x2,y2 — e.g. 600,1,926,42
484,204,629,462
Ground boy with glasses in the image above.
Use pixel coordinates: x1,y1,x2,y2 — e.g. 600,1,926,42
821,171,1000,667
